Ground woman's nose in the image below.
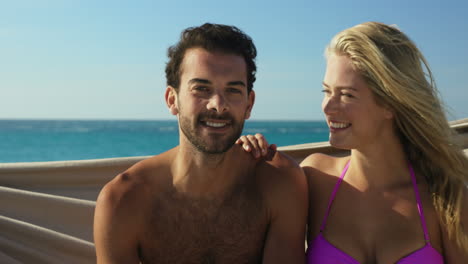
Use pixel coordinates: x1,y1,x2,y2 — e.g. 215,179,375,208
322,95,339,115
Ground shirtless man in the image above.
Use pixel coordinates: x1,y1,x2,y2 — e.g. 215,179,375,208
93,23,308,264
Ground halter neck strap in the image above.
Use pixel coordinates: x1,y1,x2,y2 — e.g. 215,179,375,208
408,163,431,243
320,160,350,231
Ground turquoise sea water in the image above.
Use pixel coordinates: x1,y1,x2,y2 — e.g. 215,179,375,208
0,120,329,163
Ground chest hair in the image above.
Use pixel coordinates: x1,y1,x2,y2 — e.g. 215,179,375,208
139,183,269,263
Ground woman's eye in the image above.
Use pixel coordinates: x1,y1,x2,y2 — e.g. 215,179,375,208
341,93,354,98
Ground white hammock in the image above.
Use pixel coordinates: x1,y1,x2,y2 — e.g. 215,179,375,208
0,156,145,264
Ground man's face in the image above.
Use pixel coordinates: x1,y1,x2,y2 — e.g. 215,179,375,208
167,48,254,154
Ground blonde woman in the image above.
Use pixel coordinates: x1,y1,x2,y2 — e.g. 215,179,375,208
238,22,468,263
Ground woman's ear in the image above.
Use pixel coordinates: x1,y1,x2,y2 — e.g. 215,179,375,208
165,86,178,115
383,106,394,119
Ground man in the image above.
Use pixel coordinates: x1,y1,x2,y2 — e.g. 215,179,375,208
94,23,307,264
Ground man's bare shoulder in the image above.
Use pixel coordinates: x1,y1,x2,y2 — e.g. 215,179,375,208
255,151,307,203
93,148,178,263
95,173,147,230
259,150,301,171
96,147,178,214
254,150,308,264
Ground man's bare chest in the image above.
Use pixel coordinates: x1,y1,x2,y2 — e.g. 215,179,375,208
139,188,269,263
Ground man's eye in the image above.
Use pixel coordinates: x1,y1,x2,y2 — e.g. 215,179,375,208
228,88,242,94
194,86,208,92
341,93,354,98
321,89,331,94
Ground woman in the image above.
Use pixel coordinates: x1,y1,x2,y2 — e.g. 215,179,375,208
238,22,468,263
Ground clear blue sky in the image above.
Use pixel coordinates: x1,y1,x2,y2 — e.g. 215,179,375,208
1,0,467,121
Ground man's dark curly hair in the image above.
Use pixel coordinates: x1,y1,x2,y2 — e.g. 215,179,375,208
165,23,257,93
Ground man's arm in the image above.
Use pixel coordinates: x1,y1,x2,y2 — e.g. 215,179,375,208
259,152,308,264
94,173,141,264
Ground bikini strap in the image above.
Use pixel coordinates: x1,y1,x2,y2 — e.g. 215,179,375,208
408,163,431,243
320,160,350,232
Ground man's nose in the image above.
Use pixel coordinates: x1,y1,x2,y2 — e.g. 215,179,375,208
207,92,228,113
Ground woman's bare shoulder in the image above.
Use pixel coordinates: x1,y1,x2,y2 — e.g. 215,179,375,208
300,153,349,175
300,153,350,198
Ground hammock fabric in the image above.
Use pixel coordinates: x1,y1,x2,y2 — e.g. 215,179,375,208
0,156,145,264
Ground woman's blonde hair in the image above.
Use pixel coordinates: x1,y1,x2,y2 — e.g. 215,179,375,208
326,21,468,251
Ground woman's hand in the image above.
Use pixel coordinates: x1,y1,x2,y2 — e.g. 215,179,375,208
236,133,277,159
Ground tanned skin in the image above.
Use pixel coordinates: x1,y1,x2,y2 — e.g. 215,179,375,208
241,53,468,263
93,48,308,264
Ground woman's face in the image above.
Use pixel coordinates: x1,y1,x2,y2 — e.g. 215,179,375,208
321,53,393,150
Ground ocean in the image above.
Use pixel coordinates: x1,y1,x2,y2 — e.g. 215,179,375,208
0,120,329,163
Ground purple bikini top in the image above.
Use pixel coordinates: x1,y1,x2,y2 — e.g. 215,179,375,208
306,161,444,264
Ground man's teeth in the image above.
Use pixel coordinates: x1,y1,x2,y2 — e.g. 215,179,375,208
206,121,227,128
330,122,351,129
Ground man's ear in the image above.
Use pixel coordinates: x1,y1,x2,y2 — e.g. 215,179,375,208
244,90,255,119
165,86,178,115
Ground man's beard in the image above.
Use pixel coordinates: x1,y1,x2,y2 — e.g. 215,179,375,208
179,111,245,154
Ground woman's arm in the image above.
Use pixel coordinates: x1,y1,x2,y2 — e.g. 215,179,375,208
441,188,468,263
